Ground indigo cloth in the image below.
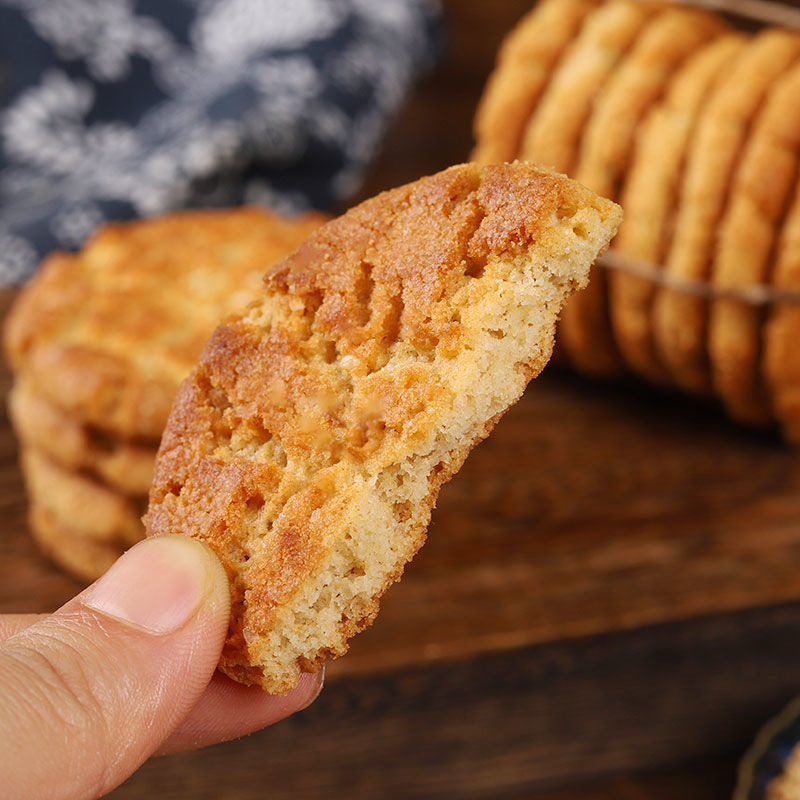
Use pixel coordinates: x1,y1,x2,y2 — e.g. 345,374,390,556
0,0,440,282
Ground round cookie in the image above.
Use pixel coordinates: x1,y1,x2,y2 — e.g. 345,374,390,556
472,0,599,165
560,4,727,377
708,62,800,426
764,179,800,444
145,163,622,692
652,29,800,395
4,207,328,440
8,378,157,496
19,447,145,547
28,504,123,584
610,33,746,383
519,0,659,175
517,0,660,372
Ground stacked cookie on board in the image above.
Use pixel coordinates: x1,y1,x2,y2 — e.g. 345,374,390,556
473,0,800,441
3,207,326,581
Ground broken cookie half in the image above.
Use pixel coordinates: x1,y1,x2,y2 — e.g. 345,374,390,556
145,162,621,692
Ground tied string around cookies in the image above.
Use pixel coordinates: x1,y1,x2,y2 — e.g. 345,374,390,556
598,248,800,307
676,0,800,30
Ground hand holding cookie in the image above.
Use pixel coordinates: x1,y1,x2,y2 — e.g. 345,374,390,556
0,535,322,798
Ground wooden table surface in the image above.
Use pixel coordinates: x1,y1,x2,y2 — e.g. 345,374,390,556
3,1,800,797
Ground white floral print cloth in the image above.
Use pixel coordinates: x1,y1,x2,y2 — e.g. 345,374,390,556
0,0,441,283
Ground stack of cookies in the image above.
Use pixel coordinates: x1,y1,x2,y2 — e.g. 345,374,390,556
474,0,800,441
3,207,326,581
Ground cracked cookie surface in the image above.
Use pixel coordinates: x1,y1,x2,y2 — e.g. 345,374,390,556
146,162,621,692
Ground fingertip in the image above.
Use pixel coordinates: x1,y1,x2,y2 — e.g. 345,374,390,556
0,536,233,797
82,534,230,635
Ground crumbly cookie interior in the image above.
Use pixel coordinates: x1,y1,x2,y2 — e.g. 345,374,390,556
147,164,622,691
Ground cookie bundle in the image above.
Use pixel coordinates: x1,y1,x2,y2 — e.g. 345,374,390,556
3,208,326,581
474,0,800,440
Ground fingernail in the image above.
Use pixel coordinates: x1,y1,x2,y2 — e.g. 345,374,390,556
84,536,214,634
300,665,325,710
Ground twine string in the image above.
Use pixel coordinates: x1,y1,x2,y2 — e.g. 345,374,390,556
671,0,800,28
598,249,800,306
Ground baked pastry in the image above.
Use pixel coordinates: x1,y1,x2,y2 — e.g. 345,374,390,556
610,33,745,382
517,0,660,370
652,29,800,395
28,505,123,583
4,207,328,580
560,5,725,377
708,61,800,425
8,379,156,496
519,0,657,176
472,0,800,440
472,0,599,165
4,207,328,440
19,447,144,547
145,162,622,692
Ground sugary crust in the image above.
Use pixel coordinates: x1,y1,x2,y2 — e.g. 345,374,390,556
472,0,599,165
4,208,328,439
652,30,800,395
146,162,621,692
8,378,157,495
519,0,660,174
19,447,145,547
560,5,726,377
708,62,800,425
764,180,800,443
611,33,745,382
28,504,122,583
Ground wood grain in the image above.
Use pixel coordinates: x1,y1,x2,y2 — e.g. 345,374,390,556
333,370,800,681
108,603,800,799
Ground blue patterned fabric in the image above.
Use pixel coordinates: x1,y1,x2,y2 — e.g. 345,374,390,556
0,0,441,283
737,696,800,799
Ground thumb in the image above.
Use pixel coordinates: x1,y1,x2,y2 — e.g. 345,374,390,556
0,534,230,800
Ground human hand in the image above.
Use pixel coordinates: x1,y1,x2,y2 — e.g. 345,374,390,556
0,534,323,799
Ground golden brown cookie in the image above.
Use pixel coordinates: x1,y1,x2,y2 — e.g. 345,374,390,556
4,207,328,440
472,0,599,165
764,181,800,443
19,447,145,548
517,0,658,372
519,0,659,175
8,378,157,496
561,4,726,377
708,62,800,426
28,504,122,583
652,29,800,395
610,33,745,382
145,162,622,692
